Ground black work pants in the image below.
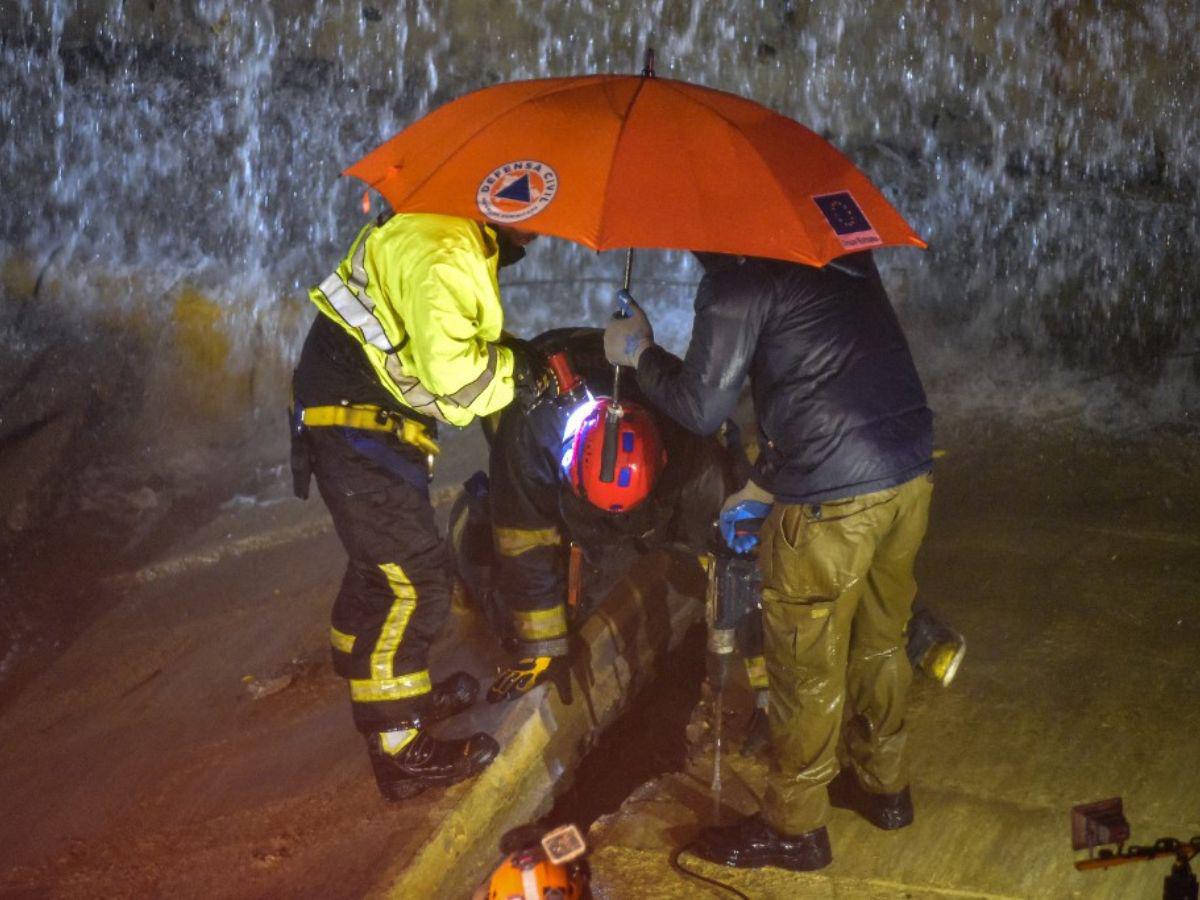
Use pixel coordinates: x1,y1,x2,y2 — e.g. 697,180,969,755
307,427,450,733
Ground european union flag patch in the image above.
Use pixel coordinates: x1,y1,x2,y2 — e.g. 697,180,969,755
812,191,883,251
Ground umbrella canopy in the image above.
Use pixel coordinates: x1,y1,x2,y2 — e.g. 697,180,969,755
346,74,925,267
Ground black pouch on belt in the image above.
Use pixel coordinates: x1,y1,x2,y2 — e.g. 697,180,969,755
289,402,313,500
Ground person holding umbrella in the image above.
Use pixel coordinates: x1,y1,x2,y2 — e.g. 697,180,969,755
290,210,551,801
603,248,935,872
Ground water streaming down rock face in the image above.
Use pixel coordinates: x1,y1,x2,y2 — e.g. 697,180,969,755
0,0,1197,487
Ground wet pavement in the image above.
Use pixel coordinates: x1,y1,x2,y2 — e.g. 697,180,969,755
0,427,702,898
586,420,1200,898
0,418,1196,898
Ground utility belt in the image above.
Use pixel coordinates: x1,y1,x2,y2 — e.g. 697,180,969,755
290,398,440,499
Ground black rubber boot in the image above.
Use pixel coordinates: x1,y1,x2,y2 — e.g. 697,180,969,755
425,671,480,723
691,813,832,872
367,725,499,801
827,768,914,830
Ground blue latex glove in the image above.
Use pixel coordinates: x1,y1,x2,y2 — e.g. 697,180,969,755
719,499,773,554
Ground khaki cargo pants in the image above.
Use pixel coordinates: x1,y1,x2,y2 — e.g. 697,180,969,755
759,472,933,835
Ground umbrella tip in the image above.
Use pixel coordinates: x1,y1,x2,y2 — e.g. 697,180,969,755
642,47,655,78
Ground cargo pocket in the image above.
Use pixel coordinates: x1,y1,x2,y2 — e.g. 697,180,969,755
762,504,846,604
762,591,839,672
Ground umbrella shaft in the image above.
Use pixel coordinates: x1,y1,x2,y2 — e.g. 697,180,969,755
611,247,634,408
599,247,636,484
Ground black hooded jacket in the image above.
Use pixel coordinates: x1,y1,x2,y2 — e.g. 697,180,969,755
635,251,933,504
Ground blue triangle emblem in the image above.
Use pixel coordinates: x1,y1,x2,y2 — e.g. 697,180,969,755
496,174,531,203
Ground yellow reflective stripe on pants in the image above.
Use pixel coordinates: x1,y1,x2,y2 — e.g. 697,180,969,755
372,562,418,682
349,670,432,702
494,525,562,558
330,626,356,654
512,604,568,641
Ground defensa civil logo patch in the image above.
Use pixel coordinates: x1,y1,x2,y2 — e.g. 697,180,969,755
476,160,558,223
812,191,882,250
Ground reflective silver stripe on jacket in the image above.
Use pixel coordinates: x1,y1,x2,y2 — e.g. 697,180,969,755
318,272,391,350
444,343,498,408
318,227,393,353
383,356,451,423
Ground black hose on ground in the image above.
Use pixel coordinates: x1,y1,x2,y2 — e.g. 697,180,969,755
668,842,751,899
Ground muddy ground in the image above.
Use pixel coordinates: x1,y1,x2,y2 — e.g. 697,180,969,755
0,414,1197,898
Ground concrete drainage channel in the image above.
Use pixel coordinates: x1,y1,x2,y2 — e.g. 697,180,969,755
548,622,707,833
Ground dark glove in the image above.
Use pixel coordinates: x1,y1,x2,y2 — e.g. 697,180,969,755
504,337,556,412
487,656,573,705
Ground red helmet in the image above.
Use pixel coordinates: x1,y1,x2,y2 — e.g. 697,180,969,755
561,399,667,512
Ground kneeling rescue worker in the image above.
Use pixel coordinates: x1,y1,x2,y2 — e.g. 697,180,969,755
290,209,549,799
468,328,767,715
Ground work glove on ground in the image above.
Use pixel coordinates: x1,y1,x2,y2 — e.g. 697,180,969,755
504,337,557,412
487,656,573,705
603,290,654,368
719,480,775,554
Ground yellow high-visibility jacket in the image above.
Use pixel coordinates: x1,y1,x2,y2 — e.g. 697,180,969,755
308,213,515,427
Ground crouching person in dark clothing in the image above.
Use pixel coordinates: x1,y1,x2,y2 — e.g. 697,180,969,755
605,250,936,872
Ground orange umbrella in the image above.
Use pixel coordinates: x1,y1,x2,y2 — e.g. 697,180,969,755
346,67,925,267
